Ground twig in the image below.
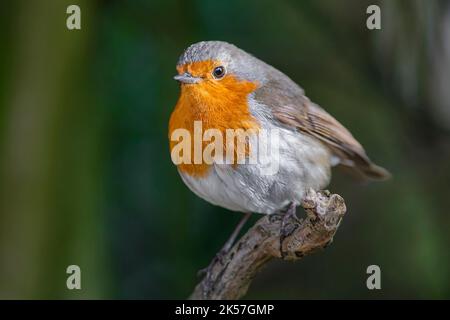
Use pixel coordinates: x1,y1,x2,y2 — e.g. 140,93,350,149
189,189,347,300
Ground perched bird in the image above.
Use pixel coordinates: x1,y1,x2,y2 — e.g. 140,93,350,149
169,41,389,253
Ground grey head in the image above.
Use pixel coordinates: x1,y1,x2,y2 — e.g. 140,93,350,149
175,41,275,84
174,40,304,99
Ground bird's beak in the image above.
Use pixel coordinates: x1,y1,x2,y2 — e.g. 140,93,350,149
173,72,201,84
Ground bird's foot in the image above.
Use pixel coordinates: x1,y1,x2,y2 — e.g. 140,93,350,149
197,247,228,280
197,212,252,278
280,202,300,234
279,202,301,258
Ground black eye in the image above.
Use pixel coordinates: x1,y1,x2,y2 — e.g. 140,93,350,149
212,66,226,79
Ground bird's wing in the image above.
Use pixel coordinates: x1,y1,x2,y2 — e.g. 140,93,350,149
254,83,390,180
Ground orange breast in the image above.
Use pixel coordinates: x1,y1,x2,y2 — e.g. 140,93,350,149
168,60,259,177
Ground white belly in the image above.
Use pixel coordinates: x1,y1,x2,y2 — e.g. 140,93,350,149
179,126,332,214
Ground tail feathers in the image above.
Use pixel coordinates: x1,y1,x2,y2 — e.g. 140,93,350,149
331,149,391,181
362,163,392,181
336,156,392,182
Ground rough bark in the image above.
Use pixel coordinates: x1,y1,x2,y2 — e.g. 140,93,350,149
189,189,346,300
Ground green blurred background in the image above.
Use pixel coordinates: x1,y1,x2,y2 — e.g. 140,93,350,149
0,0,449,299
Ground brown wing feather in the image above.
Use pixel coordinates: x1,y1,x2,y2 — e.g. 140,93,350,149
255,84,390,180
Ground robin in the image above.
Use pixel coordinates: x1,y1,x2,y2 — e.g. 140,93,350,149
168,41,390,258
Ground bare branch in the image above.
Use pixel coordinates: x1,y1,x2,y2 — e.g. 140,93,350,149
189,189,347,300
